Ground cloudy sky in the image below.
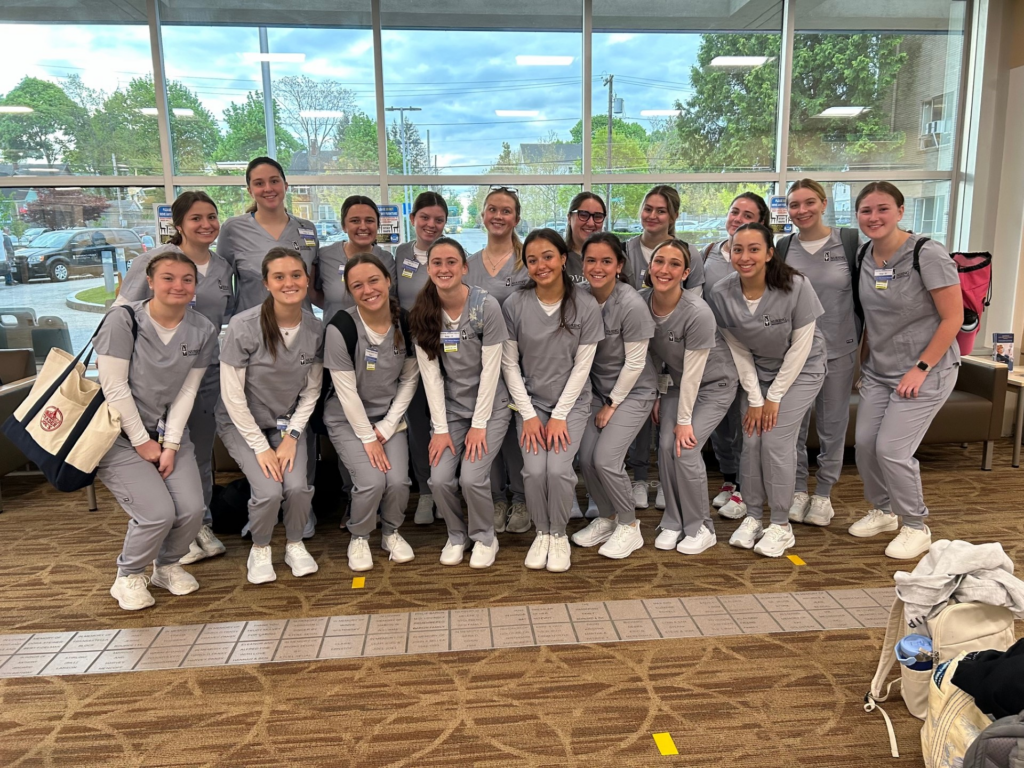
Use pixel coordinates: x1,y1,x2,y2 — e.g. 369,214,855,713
0,22,703,174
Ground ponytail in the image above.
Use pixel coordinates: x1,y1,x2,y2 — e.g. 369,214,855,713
389,295,404,351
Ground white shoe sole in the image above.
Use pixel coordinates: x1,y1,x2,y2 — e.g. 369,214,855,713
151,574,199,595
655,534,682,551
729,530,760,550
470,543,498,569
382,543,415,564
598,538,643,560
110,587,155,611
754,534,796,558
804,512,834,527
439,549,465,566
247,570,277,585
506,518,532,534
849,519,899,538
178,550,209,566
718,504,747,520
885,534,932,560
570,528,615,548
285,558,318,577
677,536,717,556
524,558,547,570
348,559,373,572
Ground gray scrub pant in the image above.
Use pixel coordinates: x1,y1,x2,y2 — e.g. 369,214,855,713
710,390,744,478
855,365,957,529
517,404,589,536
625,416,654,483
430,410,511,547
219,423,313,547
490,423,526,505
579,394,653,525
795,350,857,497
659,381,737,537
407,380,432,492
329,420,410,538
98,433,205,576
740,370,825,526
188,365,220,527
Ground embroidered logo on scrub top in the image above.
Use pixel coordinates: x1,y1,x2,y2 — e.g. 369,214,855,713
559,321,582,331
181,344,199,357
667,331,683,343
762,315,789,328
299,353,314,366
604,326,621,336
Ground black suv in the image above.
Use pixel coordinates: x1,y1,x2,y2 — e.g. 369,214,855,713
13,228,145,283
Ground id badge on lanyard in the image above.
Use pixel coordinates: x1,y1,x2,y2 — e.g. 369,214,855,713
440,330,460,353
365,346,378,371
157,418,166,444
277,417,289,438
401,258,419,279
874,268,895,290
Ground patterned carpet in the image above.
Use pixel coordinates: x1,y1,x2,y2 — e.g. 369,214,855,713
1,441,1022,766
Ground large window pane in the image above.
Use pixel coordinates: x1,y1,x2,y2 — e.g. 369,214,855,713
380,0,584,176
0,22,159,176
788,0,965,173
592,1,783,174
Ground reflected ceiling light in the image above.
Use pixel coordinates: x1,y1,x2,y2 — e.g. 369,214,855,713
138,108,195,117
300,109,346,118
241,52,306,63
0,106,34,114
640,109,682,117
215,161,250,169
495,110,539,117
709,56,774,68
814,106,870,118
515,55,574,66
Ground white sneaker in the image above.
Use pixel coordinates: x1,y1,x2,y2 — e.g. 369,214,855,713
151,562,199,595
469,539,499,569
546,533,572,572
524,532,550,570
439,539,465,566
493,501,509,533
178,539,209,566
655,528,682,550
110,573,155,611
676,527,717,555
885,525,932,560
569,495,583,519
788,492,811,524
729,517,763,549
805,495,835,527
347,537,373,572
712,482,737,508
598,521,644,560
849,508,899,538
414,494,434,525
753,523,796,558
571,516,617,548
655,484,666,510
631,481,649,509
585,496,599,519
506,502,531,533
382,531,415,563
718,492,747,520
247,545,277,584
196,524,226,557
284,541,318,577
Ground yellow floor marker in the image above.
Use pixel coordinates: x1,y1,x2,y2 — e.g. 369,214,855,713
352,577,366,589
787,554,806,566
653,732,679,756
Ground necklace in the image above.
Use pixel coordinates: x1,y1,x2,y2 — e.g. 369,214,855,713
485,249,512,272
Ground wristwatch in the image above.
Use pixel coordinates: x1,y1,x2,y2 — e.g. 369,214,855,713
604,396,615,407
287,428,302,440
916,360,931,372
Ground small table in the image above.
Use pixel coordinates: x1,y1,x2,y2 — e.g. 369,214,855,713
1010,372,1024,467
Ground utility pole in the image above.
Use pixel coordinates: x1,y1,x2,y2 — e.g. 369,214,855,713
426,130,431,174
385,105,421,243
602,74,614,224
258,27,276,160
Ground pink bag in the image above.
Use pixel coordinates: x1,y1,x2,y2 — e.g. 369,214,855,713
952,252,992,355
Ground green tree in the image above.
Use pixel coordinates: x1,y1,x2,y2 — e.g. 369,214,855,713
0,77,87,167
214,91,302,170
332,111,400,173
387,114,429,174
23,188,109,229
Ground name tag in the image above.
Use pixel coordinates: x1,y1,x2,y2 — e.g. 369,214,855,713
298,227,316,237
657,374,671,394
874,268,895,290
338,264,345,283
401,258,419,279
277,417,289,438
441,330,460,353
188,297,197,308
157,418,166,444
365,346,378,371
303,238,316,248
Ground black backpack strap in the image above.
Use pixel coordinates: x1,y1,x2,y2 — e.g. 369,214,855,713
839,228,860,275
912,236,931,274
851,242,871,325
701,242,714,264
311,309,359,435
775,233,794,263
330,308,359,363
398,308,413,357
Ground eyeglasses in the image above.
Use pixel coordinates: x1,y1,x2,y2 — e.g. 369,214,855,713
571,210,606,224
488,185,519,196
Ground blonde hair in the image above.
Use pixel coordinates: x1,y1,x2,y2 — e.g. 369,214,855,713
639,185,681,236
484,187,524,269
787,178,828,204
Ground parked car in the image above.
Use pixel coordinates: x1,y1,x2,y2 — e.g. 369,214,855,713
13,228,145,283
16,228,51,248
316,221,340,240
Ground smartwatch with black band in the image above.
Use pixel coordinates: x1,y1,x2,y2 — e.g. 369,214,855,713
916,360,931,372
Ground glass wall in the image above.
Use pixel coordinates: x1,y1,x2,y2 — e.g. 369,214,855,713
807,179,953,245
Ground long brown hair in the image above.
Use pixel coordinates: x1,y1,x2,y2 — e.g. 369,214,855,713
730,192,771,228
733,222,798,293
564,191,607,253
580,231,629,284
169,191,218,247
409,236,467,362
640,185,681,236
641,238,691,288
522,228,577,334
344,252,404,350
484,186,524,269
260,247,307,360
244,156,287,215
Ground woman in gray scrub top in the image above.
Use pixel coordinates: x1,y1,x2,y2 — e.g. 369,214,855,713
217,248,323,585
706,223,826,560
502,229,604,573
623,185,705,513
215,156,319,314
322,254,420,573
847,182,962,560
570,233,656,560
114,191,234,567
781,179,861,528
700,192,772,520
562,191,607,285
410,237,511,569
465,186,531,535
644,240,739,557
95,251,218,611
395,192,449,527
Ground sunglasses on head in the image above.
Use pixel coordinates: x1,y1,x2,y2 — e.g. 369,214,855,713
571,210,606,224
488,185,520,196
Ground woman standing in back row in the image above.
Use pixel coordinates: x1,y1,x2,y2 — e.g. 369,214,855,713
848,181,962,559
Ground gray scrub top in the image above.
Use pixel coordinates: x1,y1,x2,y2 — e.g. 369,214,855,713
590,280,657,402
783,228,859,359
323,307,409,422
315,243,396,324
625,236,705,293
218,306,323,430
707,272,827,384
702,241,734,293
94,300,217,432
394,241,431,311
859,234,960,385
644,289,738,393
502,286,605,412
419,292,510,420
216,212,319,314
465,250,530,305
